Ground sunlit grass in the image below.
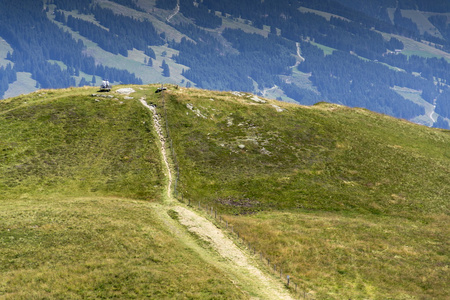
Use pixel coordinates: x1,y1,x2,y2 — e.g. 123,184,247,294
161,86,450,298
164,89,450,217
223,211,449,299
0,85,247,299
0,197,246,299
2,85,449,299
0,86,163,201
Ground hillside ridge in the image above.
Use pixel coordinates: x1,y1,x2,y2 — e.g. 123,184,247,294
1,85,449,298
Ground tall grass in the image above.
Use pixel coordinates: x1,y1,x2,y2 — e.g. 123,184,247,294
160,86,450,298
0,197,246,299
224,211,449,299
163,88,449,217
0,87,163,201
0,86,247,299
2,85,449,298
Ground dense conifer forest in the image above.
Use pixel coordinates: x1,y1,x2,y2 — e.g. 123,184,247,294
0,0,449,128
0,0,142,95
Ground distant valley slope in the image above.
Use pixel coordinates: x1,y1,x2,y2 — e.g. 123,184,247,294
0,0,450,130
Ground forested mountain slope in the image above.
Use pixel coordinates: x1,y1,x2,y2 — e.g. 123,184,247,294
1,0,450,128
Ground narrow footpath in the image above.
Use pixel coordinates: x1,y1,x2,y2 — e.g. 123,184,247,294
140,99,172,199
166,0,180,23
140,98,293,300
294,42,305,68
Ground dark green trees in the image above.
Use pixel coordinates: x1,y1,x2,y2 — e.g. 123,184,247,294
161,60,170,77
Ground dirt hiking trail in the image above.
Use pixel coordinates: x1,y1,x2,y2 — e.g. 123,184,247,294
140,98,293,299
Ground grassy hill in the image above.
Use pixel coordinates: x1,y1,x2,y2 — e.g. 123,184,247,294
162,86,450,298
0,86,163,200
1,85,449,299
0,86,251,299
164,87,449,216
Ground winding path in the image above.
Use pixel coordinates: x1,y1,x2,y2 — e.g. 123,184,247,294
429,104,437,123
166,0,180,23
139,97,294,299
262,85,278,97
294,42,305,67
140,98,172,198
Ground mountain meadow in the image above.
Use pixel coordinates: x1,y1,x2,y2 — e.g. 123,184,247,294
1,84,449,299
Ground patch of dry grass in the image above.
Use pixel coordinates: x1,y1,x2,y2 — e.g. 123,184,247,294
159,86,450,298
0,197,246,299
223,211,449,299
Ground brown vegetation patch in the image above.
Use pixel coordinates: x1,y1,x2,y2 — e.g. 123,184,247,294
216,196,261,209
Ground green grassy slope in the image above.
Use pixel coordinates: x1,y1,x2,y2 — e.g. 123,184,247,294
0,85,248,299
160,86,450,298
164,87,449,217
1,85,449,299
0,86,163,200
0,197,245,299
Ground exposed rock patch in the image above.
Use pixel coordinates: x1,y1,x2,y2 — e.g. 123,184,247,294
250,95,266,103
186,103,207,119
91,94,114,98
271,104,285,112
231,91,245,97
116,88,135,95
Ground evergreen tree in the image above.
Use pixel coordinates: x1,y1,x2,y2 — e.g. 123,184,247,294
433,116,450,129
145,47,156,59
435,88,450,119
161,60,170,77
79,77,88,87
